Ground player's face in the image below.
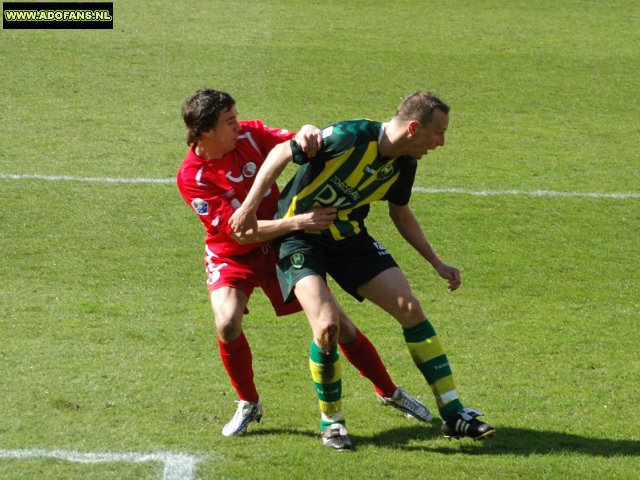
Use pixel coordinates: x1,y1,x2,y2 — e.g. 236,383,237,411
409,109,449,159
200,105,241,157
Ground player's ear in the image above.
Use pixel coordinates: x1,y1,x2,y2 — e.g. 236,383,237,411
407,119,420,136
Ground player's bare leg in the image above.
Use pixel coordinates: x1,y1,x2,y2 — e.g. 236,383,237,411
211,287,263,436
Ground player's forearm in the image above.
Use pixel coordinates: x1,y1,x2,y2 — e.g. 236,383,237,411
390,205,443,267
401,224,442,266
242,142,293,213
232,216,302,244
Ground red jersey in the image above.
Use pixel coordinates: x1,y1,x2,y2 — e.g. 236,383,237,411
177,120,295,257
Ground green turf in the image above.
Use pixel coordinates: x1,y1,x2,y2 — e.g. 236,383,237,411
1,0,639,478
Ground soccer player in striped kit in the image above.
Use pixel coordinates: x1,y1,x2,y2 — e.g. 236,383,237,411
230,91,495,449
177,88,432,440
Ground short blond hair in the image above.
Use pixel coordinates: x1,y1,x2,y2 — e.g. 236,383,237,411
394,91,450,125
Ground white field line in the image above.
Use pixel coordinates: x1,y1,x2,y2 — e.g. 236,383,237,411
412,187,640,199
1,173,639,199
0,173,174,184
0,449,201,480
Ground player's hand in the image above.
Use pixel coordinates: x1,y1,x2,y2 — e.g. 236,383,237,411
434,261,462,291
295,125,323,158
229,207,258,238
296,207,337,230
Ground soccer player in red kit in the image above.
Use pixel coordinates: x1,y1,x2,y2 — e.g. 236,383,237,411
177,88,432,439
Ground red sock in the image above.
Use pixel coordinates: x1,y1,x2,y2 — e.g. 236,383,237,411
339,329,396,397
218,333,259,403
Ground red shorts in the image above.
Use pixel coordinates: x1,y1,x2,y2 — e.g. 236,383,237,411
204,243,302,316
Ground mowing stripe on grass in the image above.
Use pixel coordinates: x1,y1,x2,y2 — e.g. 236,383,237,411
0,449,201,480
1,173,639,199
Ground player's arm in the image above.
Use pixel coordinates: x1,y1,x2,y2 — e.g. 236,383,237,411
228,141,295,237
388,202,461,291
231,207,336,244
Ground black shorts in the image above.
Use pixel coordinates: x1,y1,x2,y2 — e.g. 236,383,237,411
275,230,398,303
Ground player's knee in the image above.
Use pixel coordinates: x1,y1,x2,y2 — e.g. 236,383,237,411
397,295,425,324
317,323,339,351
214,315,243,342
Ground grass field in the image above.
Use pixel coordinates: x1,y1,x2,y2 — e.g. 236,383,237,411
1,1,639,478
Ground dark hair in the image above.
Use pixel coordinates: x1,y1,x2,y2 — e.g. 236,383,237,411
182,88,236,145
394,91,450,125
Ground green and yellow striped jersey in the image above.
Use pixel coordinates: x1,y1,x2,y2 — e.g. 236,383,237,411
277,119,417,240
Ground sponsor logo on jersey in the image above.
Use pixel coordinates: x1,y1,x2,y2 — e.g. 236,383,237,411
312,177,360,208
221,188,243,210
290,252,305,269
191,198,209,215
242,162,257,178
330,176,361,201
313,184,354,208
225,171,244,183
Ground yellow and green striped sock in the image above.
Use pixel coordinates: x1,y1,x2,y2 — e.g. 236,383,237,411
403,320,464,422
309,341,344,431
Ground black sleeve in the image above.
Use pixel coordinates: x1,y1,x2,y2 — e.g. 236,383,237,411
386,157,417,206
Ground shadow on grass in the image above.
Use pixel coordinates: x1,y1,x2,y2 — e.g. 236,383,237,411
256,425,640,457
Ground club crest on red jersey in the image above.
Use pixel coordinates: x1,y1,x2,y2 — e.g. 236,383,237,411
242,162,257,178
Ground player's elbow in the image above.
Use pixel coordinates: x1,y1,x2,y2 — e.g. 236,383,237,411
388,210,405,231
271,141,294,167
388,203,413,229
